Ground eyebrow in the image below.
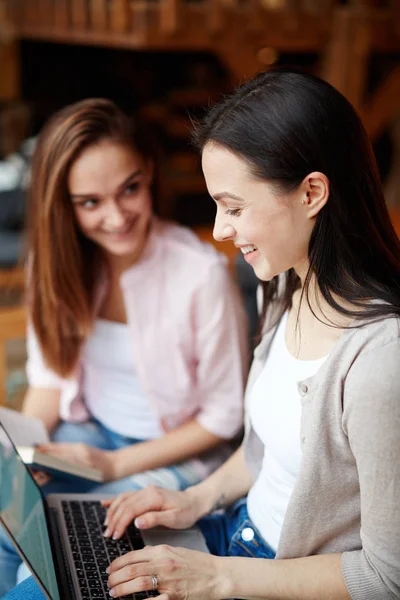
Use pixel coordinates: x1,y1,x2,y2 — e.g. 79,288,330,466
213,191,244,202
70,169,143,201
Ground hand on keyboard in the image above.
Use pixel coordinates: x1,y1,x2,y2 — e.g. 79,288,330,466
102,486,203,540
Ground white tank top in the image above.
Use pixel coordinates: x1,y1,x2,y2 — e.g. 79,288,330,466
247,312,327,551
82,319,163,439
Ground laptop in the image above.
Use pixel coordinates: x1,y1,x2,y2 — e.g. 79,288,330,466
0,421,209,600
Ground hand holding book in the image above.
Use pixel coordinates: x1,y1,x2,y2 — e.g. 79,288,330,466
35,441,113,481
0,407,104,482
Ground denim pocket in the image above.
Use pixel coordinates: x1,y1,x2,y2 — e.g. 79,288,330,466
227,518,275,559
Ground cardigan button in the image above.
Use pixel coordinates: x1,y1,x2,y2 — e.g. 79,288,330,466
241,527,255,542
301,383,308,394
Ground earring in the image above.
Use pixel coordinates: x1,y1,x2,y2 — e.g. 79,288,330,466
301,199,306,205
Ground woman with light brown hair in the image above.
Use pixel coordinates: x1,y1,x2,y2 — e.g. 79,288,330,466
0,98,248,595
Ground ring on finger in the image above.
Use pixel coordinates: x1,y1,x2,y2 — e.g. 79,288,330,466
151,574,158,591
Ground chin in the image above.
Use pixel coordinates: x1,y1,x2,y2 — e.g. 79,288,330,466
107,244,140,257
252,262,274,282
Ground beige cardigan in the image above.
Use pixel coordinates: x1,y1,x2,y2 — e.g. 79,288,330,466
243,299,400,600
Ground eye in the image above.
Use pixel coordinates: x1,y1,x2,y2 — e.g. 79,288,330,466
225,208,242,217
78,198,98,210
124,181,140,195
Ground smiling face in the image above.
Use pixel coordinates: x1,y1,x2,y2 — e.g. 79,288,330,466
201,143,318,282
68,140,153,266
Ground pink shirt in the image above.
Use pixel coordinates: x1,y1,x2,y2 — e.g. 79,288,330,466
26,220,248,474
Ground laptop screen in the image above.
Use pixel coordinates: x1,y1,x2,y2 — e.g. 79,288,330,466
0,422,60,600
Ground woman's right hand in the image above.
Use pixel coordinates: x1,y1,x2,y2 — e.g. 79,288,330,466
101,485,204,540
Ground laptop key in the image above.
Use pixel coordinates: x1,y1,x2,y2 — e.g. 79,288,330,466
97,559,109,568
89,591,104,598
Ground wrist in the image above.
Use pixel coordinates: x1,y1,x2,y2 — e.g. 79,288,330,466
184,483,214,520
104,449,119,481
213,556,236,599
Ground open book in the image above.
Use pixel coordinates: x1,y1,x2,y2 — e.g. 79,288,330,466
0,407,104,482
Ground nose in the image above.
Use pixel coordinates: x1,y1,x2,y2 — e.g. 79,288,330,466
213,215,236,243
104,200,126,229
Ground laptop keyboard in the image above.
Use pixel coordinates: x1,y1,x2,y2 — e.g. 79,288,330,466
62,500,159,600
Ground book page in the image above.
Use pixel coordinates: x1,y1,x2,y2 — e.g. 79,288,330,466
0,407,50,447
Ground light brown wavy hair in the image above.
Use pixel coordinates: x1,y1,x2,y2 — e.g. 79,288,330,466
28,98,156,377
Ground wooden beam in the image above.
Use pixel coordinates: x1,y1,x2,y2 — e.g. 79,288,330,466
109,0,130,33
90,0,108,31
207,0,224,36
22,0,41,26
37,0,54,27
159,0,179,35
361,66,400,140
0,1,20,101
70,0,88,30
321,5,370,112
54,0,70,29
321,7,351,94
345,12,370,109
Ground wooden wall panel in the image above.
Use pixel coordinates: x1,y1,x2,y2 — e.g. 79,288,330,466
54,0,70,29
0,42,20,101
109,0,130,32
159,0,178,35
70,0,88,29
90,0,108,31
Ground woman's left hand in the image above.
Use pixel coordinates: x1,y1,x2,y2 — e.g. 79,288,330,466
36,442,115,481
107,545,230,600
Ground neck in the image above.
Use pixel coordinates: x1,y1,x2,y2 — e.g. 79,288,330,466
293,263,355,328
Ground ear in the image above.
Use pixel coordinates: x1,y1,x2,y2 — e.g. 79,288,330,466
302,172,329,218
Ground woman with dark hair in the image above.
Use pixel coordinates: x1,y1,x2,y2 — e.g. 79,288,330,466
6,69,400,600
0,98,248,596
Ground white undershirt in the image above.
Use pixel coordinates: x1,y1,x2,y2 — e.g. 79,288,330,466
247,312,327,551
82,319,163,439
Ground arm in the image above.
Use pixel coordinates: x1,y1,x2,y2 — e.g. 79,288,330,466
340,339,400,600
23,321,63,433
186,444,254,519
106,540,350,600
22,387,61,434
220,554,350,600
103,445,253,537
193,260,248,439
110,419,224,480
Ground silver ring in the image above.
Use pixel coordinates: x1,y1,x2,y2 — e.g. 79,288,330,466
151,574,158,591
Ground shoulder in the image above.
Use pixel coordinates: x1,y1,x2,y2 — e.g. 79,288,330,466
342,314,400,410
347,313,400,358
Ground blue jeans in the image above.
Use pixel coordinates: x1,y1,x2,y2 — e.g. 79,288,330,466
2,498,275,600
198,497,276,559
0,419,201,597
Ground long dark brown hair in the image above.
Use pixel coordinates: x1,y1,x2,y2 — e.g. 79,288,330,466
194,68,400,333
29,98,156,377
